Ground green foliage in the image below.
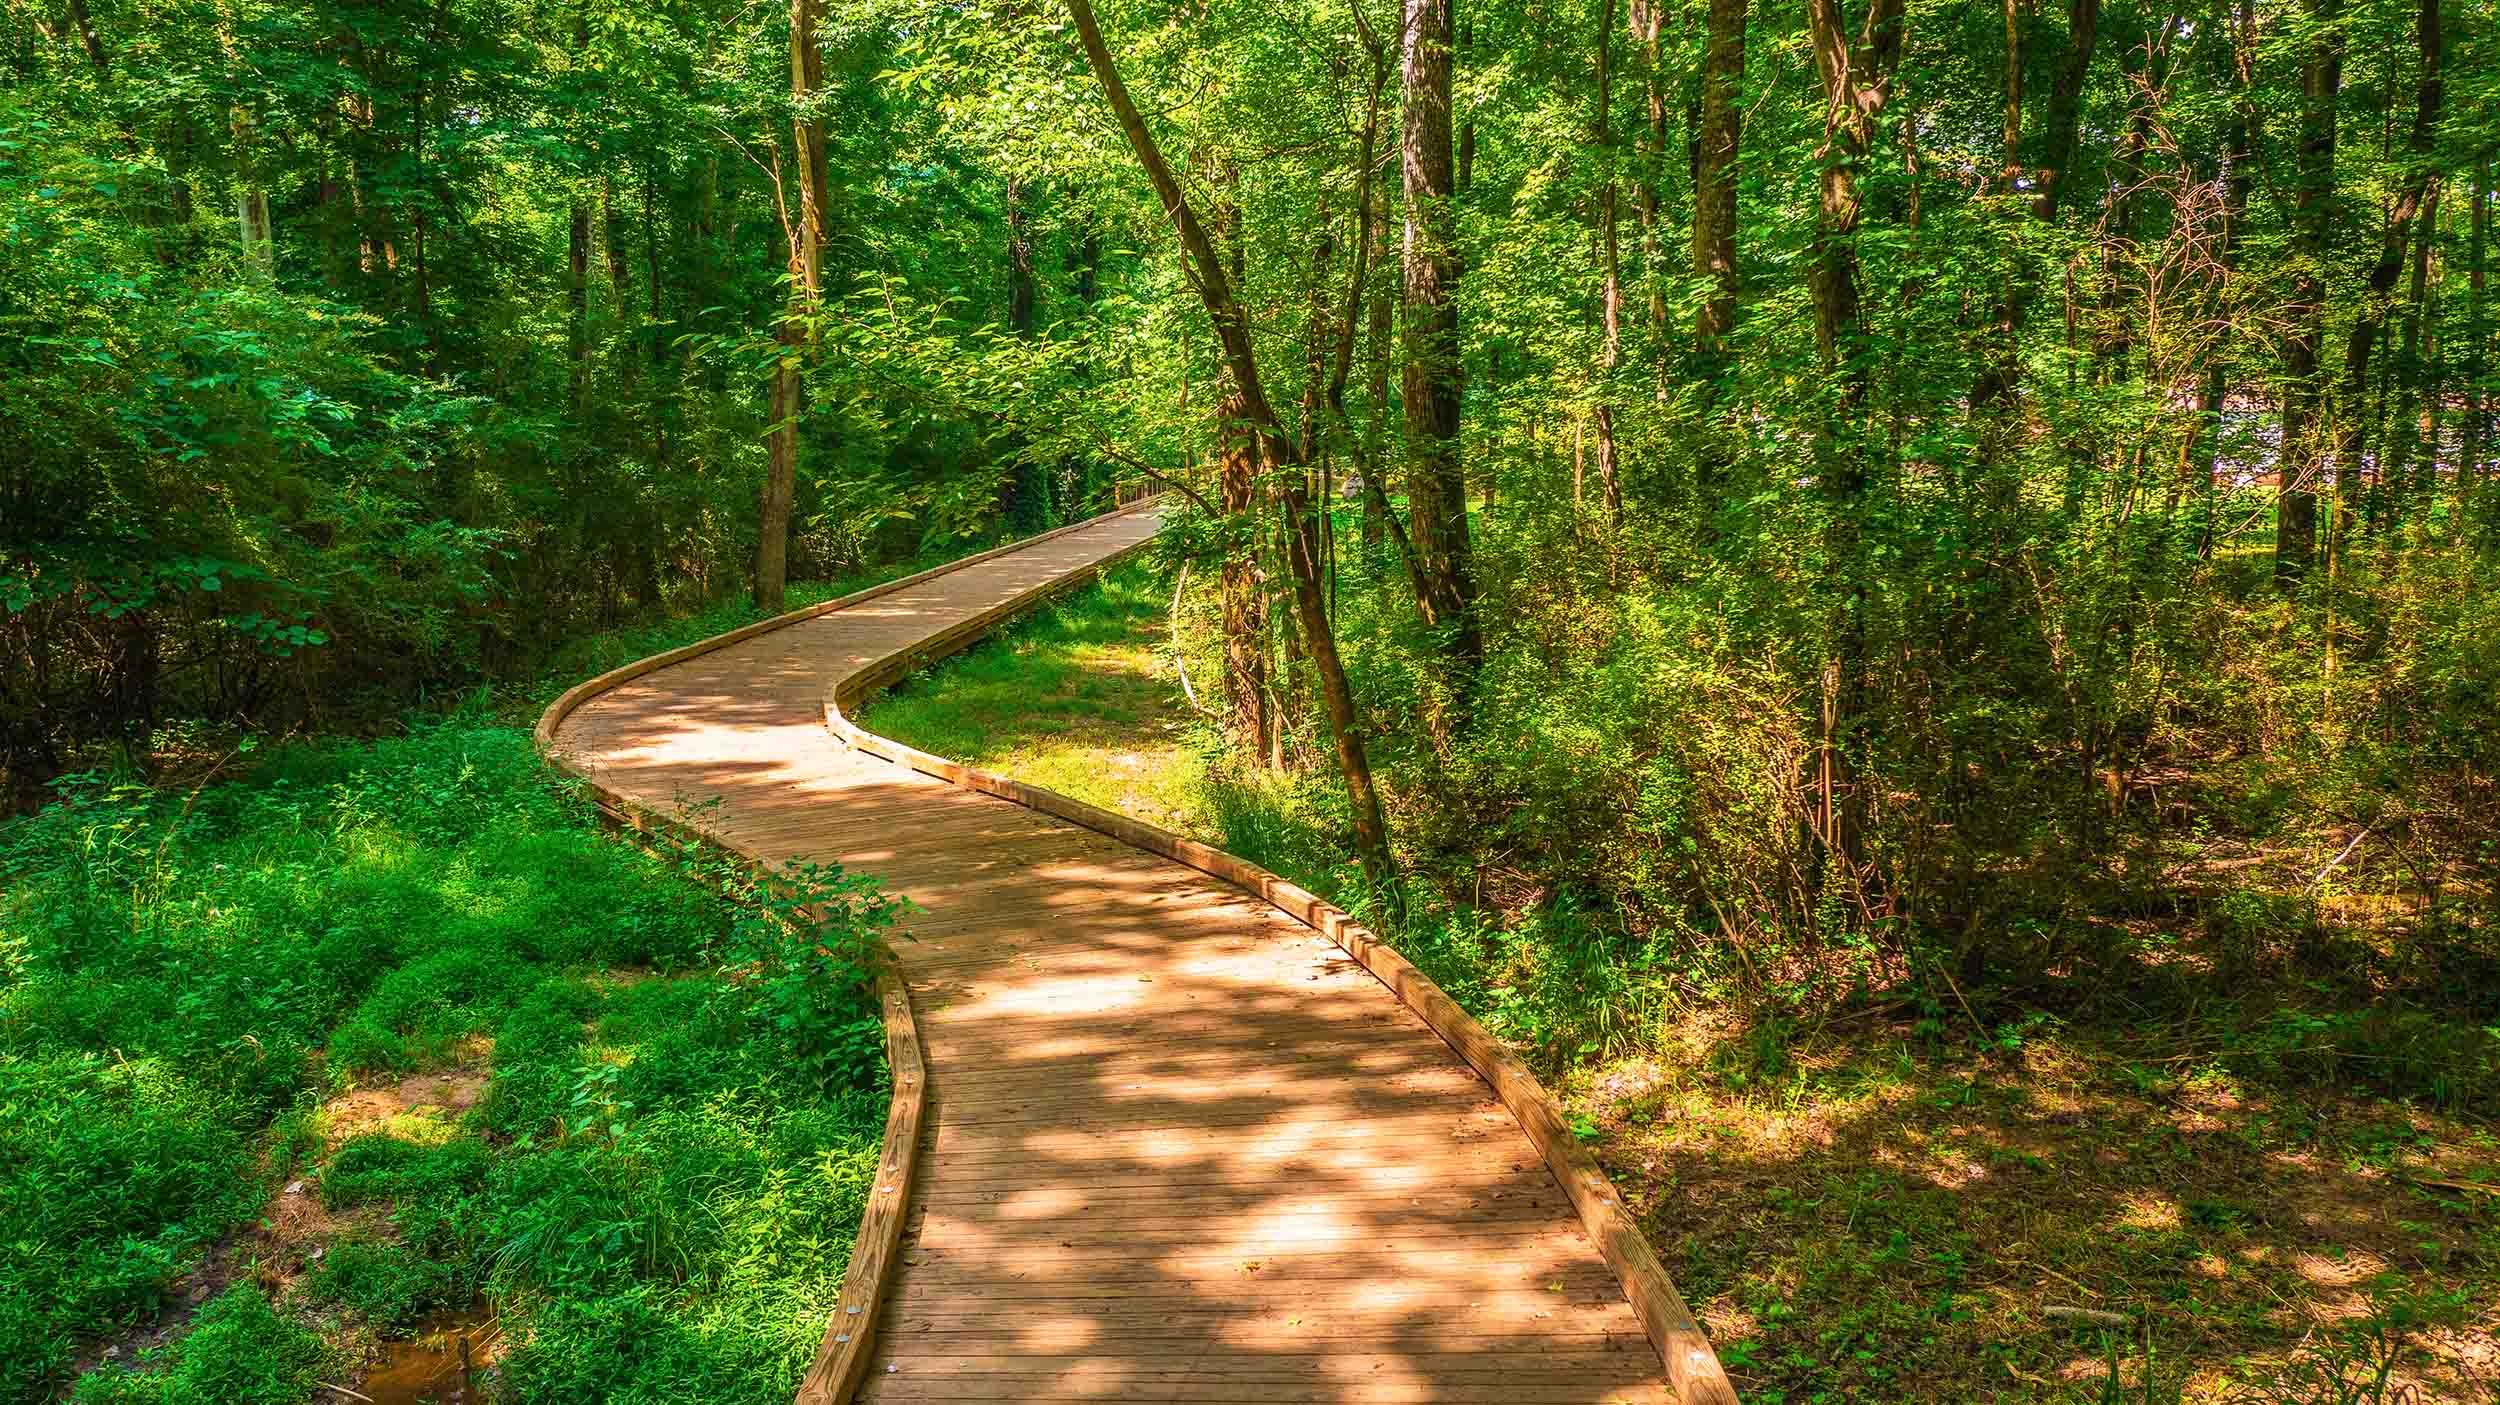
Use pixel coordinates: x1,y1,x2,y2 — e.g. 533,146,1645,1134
0,711,889,1400
68,1287,333,1405
302,1241,475,1331
0,1058,262,1400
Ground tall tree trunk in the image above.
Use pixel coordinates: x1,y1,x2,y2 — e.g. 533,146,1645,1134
569,196,591,413
2187,0,2256,555
1969,0,2101,472
1209,163,1274,764
1362,186,1396,550
2275,0,2342,585
2468,155,2488,499
2327,0,2440,559
757,0,832,611
1401,0,1482,685
1634,0,1669,347
1804,0,1907,885
1064,0,1397,895
2380,187,2439,523
1690,0,1746,490
1590,0,1625,528
1001,177,1054,527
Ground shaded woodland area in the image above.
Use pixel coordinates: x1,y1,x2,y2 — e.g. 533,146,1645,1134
6,0,2500,1392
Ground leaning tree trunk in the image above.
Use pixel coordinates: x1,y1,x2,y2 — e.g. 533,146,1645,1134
1064,0,1398,896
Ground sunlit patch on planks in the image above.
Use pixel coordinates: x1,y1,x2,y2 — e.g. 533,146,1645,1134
542,503,1734,1404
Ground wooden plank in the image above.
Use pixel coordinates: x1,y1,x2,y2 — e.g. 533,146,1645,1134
539,499,1733,1405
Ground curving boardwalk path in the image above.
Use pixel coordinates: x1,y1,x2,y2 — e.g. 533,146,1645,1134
547,508,1682,1403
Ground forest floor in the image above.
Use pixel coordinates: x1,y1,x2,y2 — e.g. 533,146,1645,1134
2,566,937,1404
862,560,2500,1405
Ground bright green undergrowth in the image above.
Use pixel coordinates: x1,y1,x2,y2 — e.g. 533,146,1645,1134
862,561,1223,842
3,710,895,1402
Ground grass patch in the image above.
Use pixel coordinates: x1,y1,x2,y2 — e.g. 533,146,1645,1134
861,560,1222,841
6,670,900,1402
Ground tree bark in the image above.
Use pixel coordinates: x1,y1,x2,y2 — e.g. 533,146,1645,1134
2326,0,2440,558
2379,186,2440,521
1634,0,1669,346
757,0,832,611
1969,0,2101,469
1401,0,1482,684
1210,162,1273,764
2468,155,2488,497
569,197,591,413
1803,0,1906,881
2275,0,2342,585
1690,0,1746,487
1063,0,1398,896
1590,0,1625,528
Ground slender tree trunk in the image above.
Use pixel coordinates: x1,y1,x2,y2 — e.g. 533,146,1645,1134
1690,0,1746,490
2468,155,2488,499
2276,0,2342,584
1064,0,1397,894
1208,162,1273,764
1220,390,1273,762
223,12,274,271
757,0,832,611
1401,0,1482,685
1804,0,1906,883
1362,187,1396,550
1000,177,1054,527
569,197,591,413
2327,0,2441,558
1634,0,1669,347
1970,0,2101,472
1590,0,1625,529
2381,187,2439,524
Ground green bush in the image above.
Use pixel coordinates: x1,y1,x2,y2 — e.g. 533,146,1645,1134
68,1287,332,1405
2,719,892,1400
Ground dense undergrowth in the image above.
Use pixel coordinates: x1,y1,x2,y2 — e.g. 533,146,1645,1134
869,552,2500,1402
2,651,897,1401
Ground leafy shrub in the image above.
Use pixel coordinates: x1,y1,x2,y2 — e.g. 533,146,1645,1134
319,1135,492,1209
68,1287,332,1405
303,1241,475,1331
1,717,892,1399
0,1057,261,1400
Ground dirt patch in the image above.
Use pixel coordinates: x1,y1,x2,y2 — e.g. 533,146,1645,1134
321,1037,492,1148
75,1047,492,1382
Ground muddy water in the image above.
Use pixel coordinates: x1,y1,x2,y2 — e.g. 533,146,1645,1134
357,1304,500,1405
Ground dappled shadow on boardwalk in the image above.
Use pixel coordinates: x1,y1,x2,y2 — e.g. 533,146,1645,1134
551,513,1671,1404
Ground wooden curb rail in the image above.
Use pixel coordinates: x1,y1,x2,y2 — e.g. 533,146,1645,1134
539,496,1739,1405
819,522,1741,1405
533,502,1165,1405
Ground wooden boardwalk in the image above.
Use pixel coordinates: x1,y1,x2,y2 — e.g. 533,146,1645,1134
547,509,1682,1403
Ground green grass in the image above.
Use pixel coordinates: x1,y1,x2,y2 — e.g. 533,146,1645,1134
860,561,1224,842
4,640,909,1402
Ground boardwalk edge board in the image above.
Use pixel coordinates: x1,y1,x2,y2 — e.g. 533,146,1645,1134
819,521,1741,1405
532,501,1161,1405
